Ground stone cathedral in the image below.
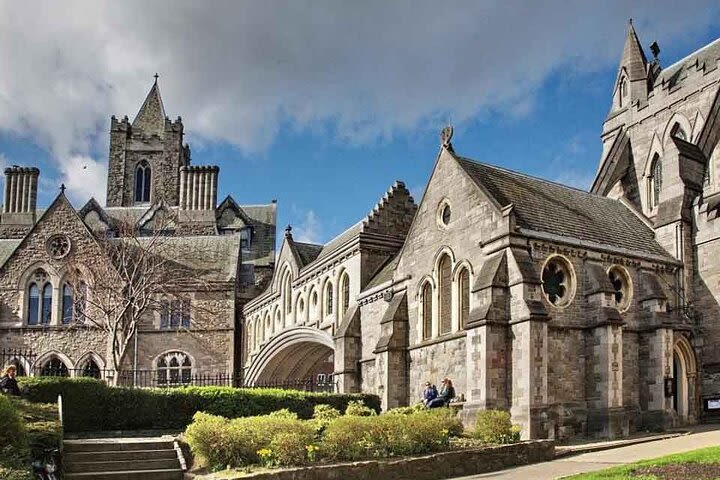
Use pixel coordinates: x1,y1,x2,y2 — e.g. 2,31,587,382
243,24,720,440
2,23,720,441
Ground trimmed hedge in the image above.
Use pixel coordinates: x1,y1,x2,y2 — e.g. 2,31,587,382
18,377,381,432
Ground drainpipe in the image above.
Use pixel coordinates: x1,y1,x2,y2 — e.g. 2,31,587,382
133,328,139,386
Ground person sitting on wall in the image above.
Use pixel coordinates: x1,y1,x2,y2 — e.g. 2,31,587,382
0,365,21,396
427,377,455,408
422,381,438,406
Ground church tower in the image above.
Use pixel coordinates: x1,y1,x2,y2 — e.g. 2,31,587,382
106,77,190,207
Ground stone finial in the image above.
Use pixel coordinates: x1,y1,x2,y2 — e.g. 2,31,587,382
440,125,454,150
154,72,159,83
60,183,66,193
285,225,293,239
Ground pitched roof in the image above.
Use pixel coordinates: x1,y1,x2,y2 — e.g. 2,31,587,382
0,239,21,266
364,254,399,291
655,37,720,89
132,79,166,136
454,154,673,259
292,241,323,267
118,234,241,283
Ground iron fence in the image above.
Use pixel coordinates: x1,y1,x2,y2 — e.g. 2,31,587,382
1,348,337,392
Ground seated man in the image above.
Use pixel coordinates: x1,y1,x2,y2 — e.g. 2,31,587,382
427,377,455,408
422,381,437,406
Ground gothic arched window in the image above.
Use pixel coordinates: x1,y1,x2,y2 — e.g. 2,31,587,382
81,359,101,379
650,154,662,208
28,283,40,325
41,283,53,325
422,282,433,340
438,254,452,335
62,284,73,324
458,268,470,329
134,162,152,203
325,282,334,316
40,358,69,377
157,352,192,387
340,272,350,318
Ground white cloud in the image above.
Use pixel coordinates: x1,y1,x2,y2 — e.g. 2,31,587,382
294,210,322,244
0,0,718,205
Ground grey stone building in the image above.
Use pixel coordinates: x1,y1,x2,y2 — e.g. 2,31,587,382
243,25,720,440
0,80,276,382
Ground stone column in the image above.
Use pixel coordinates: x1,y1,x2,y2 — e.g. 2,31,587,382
179,167,187,209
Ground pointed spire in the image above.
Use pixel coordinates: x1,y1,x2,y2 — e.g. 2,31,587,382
619,19,648,82
132,75,166,136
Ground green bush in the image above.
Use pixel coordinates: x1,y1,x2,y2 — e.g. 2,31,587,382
473,410,519,444
186,406,463,467
312,404,341,421
185,411,315,468
344,399,376,416
0,395,26,449
321,408,462,461
18,377,381,432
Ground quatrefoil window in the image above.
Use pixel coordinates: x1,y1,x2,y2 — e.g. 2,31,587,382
541,256,575,307
47,234,71,259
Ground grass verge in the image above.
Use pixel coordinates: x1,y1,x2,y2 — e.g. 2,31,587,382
562,445,720,479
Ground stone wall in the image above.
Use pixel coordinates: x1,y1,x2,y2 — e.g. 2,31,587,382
217,441,555,480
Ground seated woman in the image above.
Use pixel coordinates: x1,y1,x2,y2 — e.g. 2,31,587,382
427,378,455,408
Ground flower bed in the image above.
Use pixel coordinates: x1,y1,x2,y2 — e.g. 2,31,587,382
184,402,537,479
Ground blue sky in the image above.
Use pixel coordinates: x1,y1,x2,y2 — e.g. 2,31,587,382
1,1,719,244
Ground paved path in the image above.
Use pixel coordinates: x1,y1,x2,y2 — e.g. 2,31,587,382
452,427,720,480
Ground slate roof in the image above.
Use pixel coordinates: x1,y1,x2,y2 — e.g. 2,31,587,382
118,234,241,283
454,155,673,259
292,241,324,267
364,254,399,291
655,37,720,89
0,239,21,266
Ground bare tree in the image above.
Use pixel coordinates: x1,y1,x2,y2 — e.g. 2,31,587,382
65,213,217,384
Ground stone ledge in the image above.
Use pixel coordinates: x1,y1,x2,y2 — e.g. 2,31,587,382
198,440,555,480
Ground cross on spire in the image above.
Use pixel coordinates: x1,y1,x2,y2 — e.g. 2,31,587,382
153,73,159,83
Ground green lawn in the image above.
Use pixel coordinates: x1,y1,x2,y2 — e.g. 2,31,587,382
563,446,720,479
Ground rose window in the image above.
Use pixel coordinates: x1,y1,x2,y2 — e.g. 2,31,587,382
47,235,71,259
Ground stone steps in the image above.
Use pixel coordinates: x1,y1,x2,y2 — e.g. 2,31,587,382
63,437,183,480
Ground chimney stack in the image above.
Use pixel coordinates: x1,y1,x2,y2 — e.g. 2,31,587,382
179,165,219,211
2,167,39,223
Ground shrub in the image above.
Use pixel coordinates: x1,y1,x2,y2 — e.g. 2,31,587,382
344,400,376,417
386,403,425,415
312,404,341,421
473,410,519,444
268,408,299,420
269,430,315,466
18,377,380,432
0,395,26,449
185,411,315,468
320,408,462,461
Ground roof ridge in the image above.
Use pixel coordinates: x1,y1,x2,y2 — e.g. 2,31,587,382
660,36,720,75
456,156,606,199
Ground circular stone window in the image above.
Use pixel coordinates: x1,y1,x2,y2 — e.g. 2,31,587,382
437,200,452,227
46,234,71,260
541,256,575,307
608,266,632,311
